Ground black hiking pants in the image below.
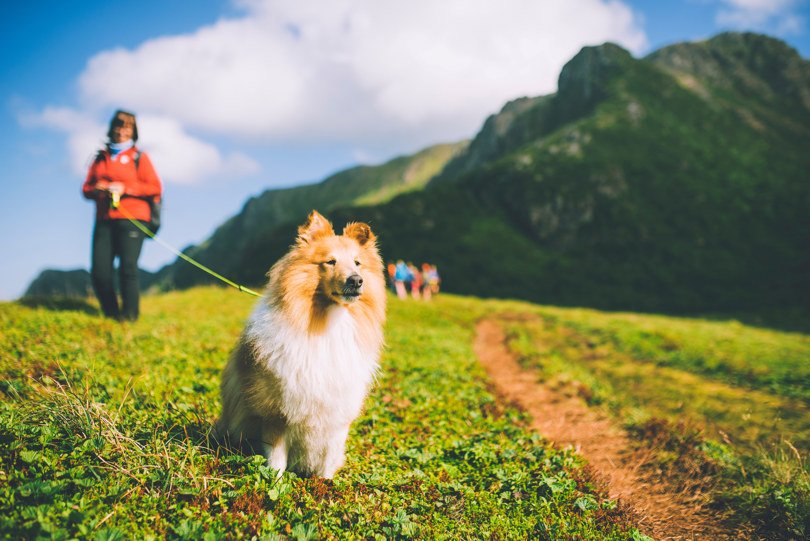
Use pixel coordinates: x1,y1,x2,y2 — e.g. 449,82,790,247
91,219,145,321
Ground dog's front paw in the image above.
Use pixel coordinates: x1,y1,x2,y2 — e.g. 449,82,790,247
265,442,287,478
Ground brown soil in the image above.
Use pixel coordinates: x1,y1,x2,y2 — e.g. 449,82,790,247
473,317,752,540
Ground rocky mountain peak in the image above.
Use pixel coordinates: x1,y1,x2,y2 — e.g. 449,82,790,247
646,32,810,111
557,42,633,115
431,42,634,185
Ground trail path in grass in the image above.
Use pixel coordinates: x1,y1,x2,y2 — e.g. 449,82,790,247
473,316,749,541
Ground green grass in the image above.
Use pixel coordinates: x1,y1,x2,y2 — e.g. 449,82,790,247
0,289,647,540
490,303,810,538
5,289,808,538
545,308,810,403
499,307,810,451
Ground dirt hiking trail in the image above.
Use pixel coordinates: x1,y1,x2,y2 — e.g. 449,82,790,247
473,317,752,541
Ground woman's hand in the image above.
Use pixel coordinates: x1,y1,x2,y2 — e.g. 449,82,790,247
95,181,124,194
107,182,124,195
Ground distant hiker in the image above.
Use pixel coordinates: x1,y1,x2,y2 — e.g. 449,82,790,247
407,262,422,300
82,109,162,321
393,260,410,300
421,263,434,301
427,264,441,295
387,262,396,292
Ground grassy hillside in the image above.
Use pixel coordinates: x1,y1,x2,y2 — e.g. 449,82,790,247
2,289,808,538
0,290,647,540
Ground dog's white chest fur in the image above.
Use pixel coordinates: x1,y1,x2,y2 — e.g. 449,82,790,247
246,301,377,427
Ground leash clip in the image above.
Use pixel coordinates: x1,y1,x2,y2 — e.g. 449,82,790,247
109,185,122,209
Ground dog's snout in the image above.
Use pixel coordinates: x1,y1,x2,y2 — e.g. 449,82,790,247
346,274,363,288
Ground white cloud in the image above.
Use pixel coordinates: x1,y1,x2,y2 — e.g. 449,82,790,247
75,0,646,145
78,21,306,137
32,0,648,184
716,0,805,35
136,115,260,184
720,0,794,12
23,108,259,184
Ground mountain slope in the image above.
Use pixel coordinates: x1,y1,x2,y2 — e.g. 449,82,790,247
432,42,636,185
357,33,810,315
160,141,467,290
203,31,809,317
23,268,159,299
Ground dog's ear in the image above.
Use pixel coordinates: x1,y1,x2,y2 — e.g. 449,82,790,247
343,222,375,246
298,210,334,244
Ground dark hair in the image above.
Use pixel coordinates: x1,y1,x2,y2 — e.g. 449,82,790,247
107,109,139,142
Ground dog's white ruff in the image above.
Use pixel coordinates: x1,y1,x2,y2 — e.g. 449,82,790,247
245,298,377,477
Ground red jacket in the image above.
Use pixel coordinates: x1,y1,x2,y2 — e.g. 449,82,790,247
82,146,162,222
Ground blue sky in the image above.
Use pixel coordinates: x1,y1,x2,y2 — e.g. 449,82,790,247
1,0,808,301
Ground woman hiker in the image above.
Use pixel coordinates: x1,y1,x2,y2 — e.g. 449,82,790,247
82,109,162,321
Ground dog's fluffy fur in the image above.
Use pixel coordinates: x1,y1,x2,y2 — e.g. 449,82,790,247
216,210,386,478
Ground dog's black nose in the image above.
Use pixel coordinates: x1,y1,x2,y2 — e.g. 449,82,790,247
346,275,363,288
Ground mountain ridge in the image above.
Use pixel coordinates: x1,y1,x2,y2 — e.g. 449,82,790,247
163,140,467,290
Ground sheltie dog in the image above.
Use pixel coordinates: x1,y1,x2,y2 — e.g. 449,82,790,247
216,210,386,478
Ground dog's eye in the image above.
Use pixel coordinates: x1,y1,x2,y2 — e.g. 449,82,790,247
325,259,336,266
354,260,361,267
